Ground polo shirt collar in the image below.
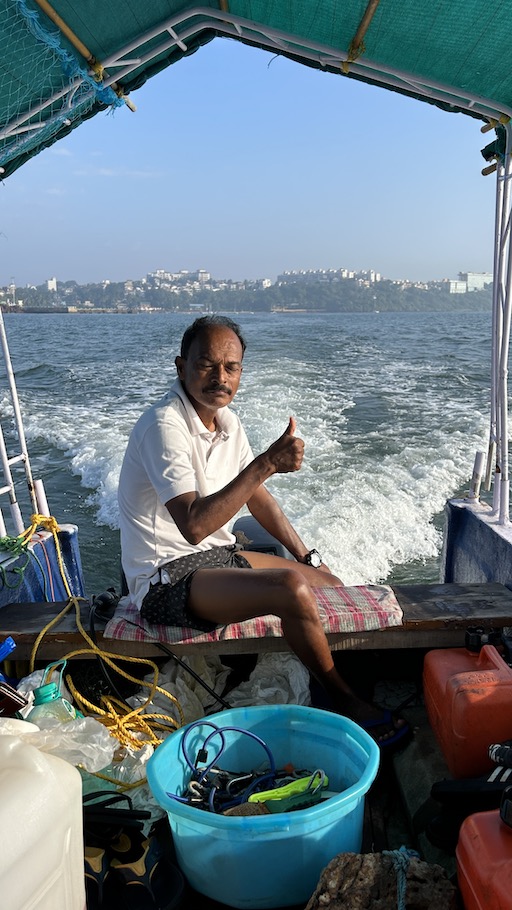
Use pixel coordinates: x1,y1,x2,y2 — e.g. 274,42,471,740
169,378,233,438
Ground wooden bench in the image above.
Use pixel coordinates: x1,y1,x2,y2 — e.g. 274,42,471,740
0,583,511,661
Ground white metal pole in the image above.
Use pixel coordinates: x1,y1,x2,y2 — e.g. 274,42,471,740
9,502,24,536
0,420,24,526
34,478,50,517
498,124,512,523
487,142,508,494
467,451,486,501
0,309,38,514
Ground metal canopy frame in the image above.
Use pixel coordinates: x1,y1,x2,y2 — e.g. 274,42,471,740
2,5,512,155
488,122,512,524
97,7,512,120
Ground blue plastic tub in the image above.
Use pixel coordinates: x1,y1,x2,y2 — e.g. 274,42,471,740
147,704,379,909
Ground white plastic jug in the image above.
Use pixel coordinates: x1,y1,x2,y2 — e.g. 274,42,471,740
0,734,86,910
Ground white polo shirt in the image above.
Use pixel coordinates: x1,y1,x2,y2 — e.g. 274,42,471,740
118,379,254,608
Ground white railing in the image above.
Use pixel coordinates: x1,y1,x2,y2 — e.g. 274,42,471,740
485,121,512,523
0,310,49,535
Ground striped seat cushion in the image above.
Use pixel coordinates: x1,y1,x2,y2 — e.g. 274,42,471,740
103,584,403,644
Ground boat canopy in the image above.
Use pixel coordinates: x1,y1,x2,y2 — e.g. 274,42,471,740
2,0,512,179
1,0,512,523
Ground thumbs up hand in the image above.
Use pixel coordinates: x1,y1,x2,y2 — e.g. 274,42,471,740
284,416,296,437
264,417,304,473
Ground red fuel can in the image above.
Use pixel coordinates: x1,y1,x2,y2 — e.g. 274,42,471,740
456,809,512,910
423,645,512,778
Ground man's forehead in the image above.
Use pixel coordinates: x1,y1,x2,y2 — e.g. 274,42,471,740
191,327,243,358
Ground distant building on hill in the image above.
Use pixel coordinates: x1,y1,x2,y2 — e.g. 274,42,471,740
449,271,493,293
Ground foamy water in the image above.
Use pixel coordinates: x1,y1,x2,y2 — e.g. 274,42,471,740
1,309,491,592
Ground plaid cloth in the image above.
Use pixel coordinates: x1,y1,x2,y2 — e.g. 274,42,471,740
103,584,403,645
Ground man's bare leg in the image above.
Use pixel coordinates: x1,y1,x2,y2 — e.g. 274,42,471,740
188,564,405,742
239,550,342,587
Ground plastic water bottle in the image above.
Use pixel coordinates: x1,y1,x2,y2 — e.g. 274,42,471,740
27,659,77,724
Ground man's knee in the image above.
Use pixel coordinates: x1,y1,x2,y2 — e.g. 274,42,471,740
275,568,318,618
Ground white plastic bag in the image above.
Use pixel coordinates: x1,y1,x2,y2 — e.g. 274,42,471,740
9,715,117,772
95,741,154,787
226,652,311,707
127,653,231,725
81,741,166,833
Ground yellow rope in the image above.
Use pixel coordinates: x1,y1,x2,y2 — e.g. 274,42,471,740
70,598,183,720
35,598,185,741
30,599,74,669
87,770,147,792
20,513,61,544
22,514,72,588
66,677,179,749
24,514,185,745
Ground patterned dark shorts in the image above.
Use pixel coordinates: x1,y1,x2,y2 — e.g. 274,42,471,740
140,544,252,631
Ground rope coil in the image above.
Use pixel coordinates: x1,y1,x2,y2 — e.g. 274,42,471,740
32,595,186,747
5,513,187,759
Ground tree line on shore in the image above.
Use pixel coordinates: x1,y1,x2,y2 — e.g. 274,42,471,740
8,277,492,313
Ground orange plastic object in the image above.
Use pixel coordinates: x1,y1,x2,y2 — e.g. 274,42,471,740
456,810,512,910
423,645,512,778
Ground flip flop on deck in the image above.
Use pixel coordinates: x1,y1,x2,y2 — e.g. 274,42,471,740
360,708,412,752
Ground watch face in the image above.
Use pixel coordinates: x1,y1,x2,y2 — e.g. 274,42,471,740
308,550,322,567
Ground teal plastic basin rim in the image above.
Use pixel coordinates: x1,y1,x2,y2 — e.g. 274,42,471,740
149,777,377,827
163,793,364,829
155,765,377,824
147,703,380,826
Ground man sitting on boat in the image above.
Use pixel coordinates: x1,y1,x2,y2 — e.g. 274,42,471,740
118,315,407,746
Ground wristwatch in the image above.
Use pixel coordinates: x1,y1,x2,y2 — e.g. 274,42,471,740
301,549,323,568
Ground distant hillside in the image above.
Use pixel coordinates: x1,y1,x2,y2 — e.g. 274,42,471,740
10,277,493,313
187,279,493,314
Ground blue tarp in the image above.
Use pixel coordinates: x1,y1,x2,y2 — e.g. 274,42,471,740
0,524,85,607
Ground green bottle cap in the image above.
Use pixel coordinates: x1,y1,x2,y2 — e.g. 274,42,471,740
32,682,60,705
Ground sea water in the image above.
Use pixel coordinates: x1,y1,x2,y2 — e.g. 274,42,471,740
1,309,491,595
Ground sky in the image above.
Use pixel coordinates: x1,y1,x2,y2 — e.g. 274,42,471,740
0,37,496,287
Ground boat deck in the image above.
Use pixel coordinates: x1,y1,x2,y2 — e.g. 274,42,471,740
1,581,507,906
1,584,486,908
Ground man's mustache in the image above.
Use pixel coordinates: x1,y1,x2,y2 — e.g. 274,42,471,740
204,383,231,394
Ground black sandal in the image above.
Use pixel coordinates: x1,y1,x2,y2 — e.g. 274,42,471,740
108,835,185,910
83,790,151,851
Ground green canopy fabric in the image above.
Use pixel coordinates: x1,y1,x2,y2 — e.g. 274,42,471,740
2,0,512,178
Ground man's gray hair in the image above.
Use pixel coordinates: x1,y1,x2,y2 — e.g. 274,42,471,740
180,315,247,358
